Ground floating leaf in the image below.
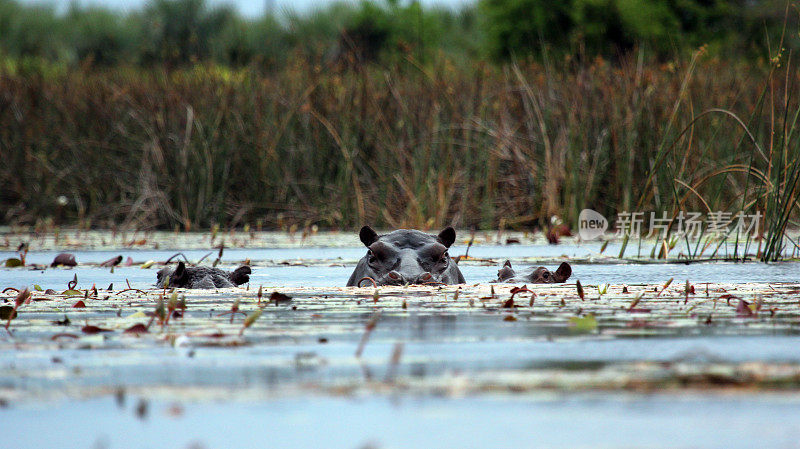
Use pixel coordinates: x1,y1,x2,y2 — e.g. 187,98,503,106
15,288,30,307
736,299,755,318
100,255,123,267
82,325,112,334
140,260,155,269
4,258,23,267
598,284,609,295
503,315,517,321
0,306,17,320
63,289,82,296
124,323,149,335
576,280,585,300
569,314,598,332
34,284,43,291
269,291,292,305
51,253,77,267
72,300,86,308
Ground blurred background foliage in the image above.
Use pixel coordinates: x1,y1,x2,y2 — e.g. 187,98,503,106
2,0,800,232
0,0,795,68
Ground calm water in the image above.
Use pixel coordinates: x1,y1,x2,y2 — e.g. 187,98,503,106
5,394,800,449
1,244,797,289
2,243,800,448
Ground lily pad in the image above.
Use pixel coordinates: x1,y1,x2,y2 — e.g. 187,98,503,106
569,314,598,332
4,258,23,267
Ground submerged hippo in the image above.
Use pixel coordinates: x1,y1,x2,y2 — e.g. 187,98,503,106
156,261,251,289
347,226,466,286
493,260,572,283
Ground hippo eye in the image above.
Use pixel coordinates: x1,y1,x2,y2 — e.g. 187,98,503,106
368,250,377,265
543,271,551,280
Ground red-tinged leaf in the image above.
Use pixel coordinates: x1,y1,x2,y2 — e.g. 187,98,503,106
15,288,30,308
124,257,134,266
124,323,149,335
51,333,79,340
100,255,123,267
0,306,17,320
81,325,112,334
501,298,514,308
503,315,517,321
627,308,652,314
627,319,652,328
72,300,86,308
269,291,292,304
576,280,585,300
736,299,755,318
52,315,70,326
51,253,77,267
44,289,57,295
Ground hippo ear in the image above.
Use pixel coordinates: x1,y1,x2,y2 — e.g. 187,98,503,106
437,227,456,248
174,262,187,282
230,266,251,286
497,260,515,281
553,262,572,282
359,226,379,247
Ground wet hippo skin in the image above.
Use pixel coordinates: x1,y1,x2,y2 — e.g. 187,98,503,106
492,260,572,283
347,226,466,286
156,261,251,289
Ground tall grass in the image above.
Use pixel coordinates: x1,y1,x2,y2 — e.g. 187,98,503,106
0,53,788,235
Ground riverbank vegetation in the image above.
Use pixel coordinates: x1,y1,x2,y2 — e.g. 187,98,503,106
2,0,800,256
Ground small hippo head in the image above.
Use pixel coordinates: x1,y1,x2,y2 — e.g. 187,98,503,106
157,261,190,287
347,226,466,286
156,262,251,288
494,260,572,284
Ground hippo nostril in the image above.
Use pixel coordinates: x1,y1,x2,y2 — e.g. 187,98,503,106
418,272,433,282
388,271,402,280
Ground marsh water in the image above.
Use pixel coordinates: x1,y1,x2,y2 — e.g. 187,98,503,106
2,238,800,448
2,243,798,289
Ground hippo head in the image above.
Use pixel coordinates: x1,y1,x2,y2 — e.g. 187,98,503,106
347,226,466,286
156,262,252,289
156,261,191,288
494,260,572,283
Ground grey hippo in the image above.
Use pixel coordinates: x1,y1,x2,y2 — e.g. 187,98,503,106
156,261,251,289
492,260,572,283
347,226,466,286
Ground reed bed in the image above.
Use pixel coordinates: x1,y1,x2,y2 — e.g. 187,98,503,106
0,53,793,239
